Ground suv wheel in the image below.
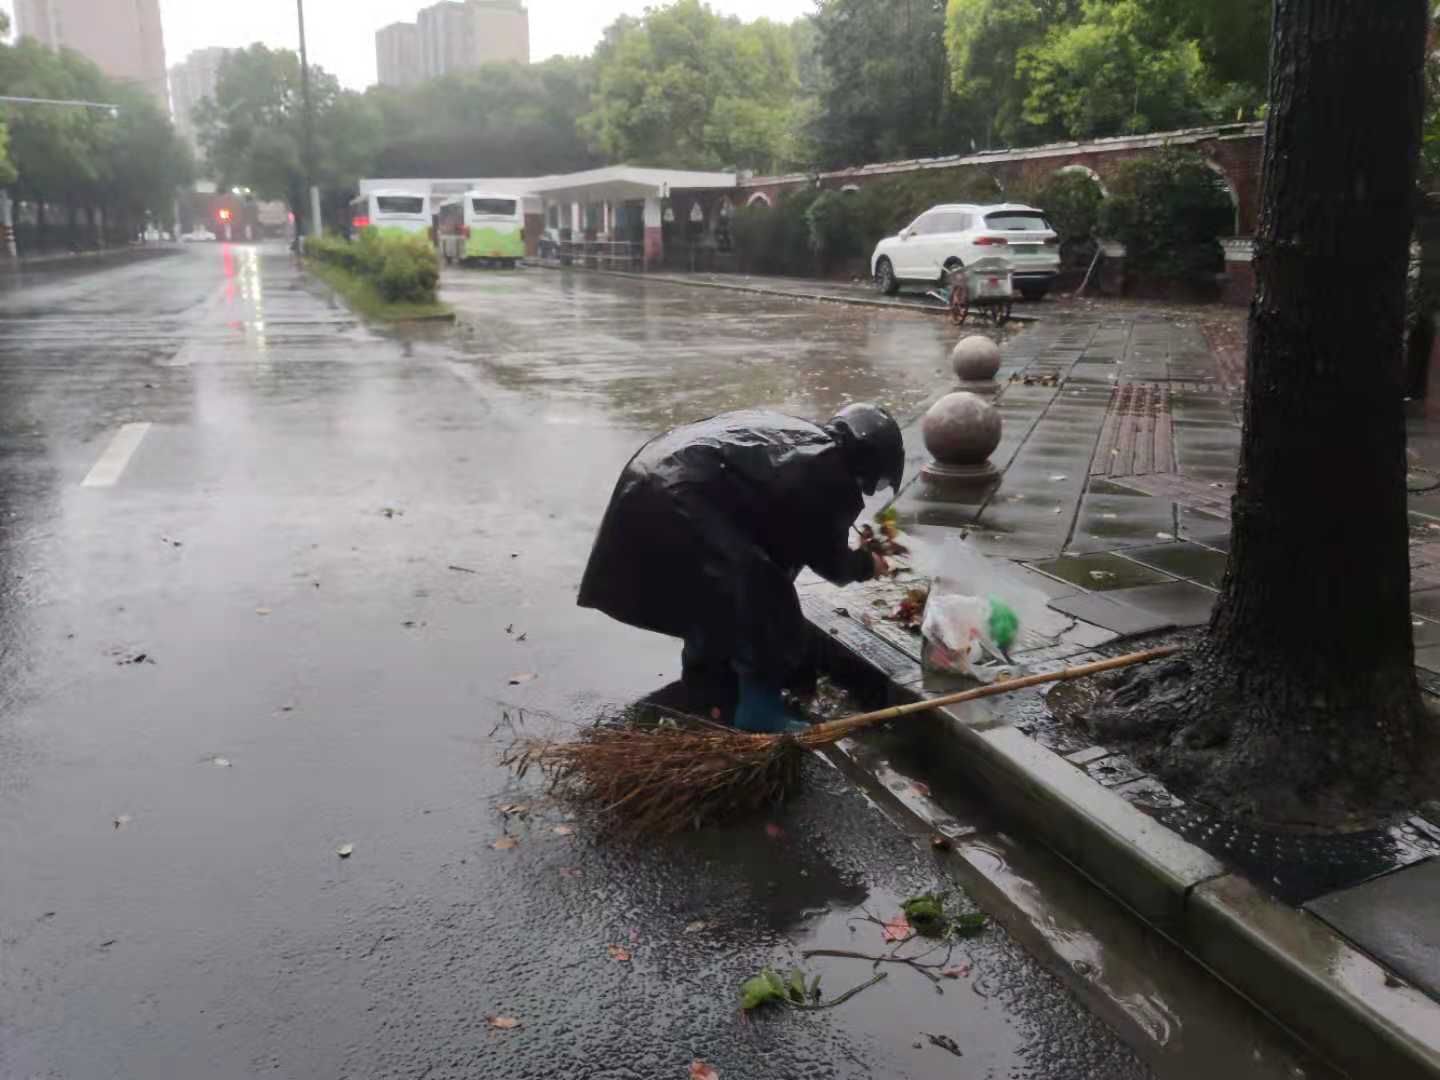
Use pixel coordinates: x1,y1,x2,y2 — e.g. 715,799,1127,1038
875,257,899,296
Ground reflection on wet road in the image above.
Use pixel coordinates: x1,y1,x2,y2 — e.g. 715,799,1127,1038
0,246,1293,1079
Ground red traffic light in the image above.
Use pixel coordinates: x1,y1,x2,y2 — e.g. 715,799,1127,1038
217,208,232,222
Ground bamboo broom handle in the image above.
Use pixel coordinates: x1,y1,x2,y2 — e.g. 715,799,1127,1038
805,645,1180,741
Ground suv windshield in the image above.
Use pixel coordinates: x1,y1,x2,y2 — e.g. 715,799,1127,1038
376,196,425,215
472,198,518,216
985,211,1050,231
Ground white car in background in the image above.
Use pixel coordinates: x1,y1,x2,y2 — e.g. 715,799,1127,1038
871,203,1061,300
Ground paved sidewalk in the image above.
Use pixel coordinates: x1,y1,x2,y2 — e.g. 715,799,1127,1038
801,309,1440,1078
536,263,1044,321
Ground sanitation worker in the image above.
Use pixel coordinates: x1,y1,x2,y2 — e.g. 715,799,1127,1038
578,404,904,733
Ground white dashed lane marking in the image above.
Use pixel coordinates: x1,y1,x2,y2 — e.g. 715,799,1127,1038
81,422,152,488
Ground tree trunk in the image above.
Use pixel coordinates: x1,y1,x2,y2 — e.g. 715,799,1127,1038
1206,0,1430,813
1090,0,1437,824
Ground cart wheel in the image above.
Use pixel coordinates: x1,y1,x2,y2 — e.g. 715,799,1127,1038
948,270,970,325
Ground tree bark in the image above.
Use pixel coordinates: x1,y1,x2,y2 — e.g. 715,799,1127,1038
1088,0,1437,824
1204,0,1430,812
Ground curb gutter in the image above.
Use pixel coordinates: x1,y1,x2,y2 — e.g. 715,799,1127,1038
802,590,1440,1080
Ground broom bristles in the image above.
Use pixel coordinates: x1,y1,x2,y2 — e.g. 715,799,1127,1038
503,725,808,835
507,646,1178,834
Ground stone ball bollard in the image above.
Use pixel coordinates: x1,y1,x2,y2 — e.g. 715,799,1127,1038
921,391,1002,484
951,335,1002,382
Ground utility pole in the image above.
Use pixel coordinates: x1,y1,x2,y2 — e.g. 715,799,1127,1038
297,0,321,241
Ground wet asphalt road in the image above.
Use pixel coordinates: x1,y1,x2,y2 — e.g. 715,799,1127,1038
0,244,1164,1079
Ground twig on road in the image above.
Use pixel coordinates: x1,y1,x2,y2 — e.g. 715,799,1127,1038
784,971,887,1010
802,948,948,991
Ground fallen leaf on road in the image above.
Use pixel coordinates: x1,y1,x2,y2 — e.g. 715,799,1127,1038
942,963,972,979
690,1063,719,1080
509,672,538,685
380,507,403,519
492,837,519,851
113,814,132,830
607,944,632,962
764,823,784,840
553,824,574,836
925,1032,964,1058
516,632,528,642
558,866,582,878
684,920,709,934
255,607,271,616
336,844,354,858
882,914,913,942
505,624,514,634
498,803,528,817
485,1015,521,1030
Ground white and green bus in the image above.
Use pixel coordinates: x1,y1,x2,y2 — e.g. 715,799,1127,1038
348,190,430,237
437,190,525,268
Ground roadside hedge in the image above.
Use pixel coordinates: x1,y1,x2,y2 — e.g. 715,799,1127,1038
733,170,1006,278
308,229,440,304
1098,150,1234,284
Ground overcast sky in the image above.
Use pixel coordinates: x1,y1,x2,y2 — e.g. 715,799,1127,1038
0,0,818,89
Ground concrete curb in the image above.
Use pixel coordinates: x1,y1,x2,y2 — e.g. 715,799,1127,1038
802,595,1440,1080
533,263,1041,322
2,245,182,271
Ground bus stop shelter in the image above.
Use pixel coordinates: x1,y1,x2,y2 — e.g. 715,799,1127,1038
525,167,737,270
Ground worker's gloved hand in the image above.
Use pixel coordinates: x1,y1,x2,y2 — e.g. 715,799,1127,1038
734,678,809,734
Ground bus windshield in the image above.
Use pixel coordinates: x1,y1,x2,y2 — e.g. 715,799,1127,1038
376,196,425,215
472,198,518,217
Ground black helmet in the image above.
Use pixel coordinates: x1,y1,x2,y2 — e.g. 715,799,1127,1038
826,403,904,496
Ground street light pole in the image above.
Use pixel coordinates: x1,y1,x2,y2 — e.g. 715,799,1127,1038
296,0,321,241
0,95,124,259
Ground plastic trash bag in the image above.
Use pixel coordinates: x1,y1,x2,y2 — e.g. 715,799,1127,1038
919,537,1048,682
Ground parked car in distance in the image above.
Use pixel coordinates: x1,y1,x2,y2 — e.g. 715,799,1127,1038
180,228,216,243
871,203,1061,300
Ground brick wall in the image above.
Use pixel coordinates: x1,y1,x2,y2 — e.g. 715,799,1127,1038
738,123,1266,239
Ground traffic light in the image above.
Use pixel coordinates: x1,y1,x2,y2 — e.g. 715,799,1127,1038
218,208,232,223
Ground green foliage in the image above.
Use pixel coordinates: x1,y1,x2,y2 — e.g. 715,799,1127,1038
366,57,600,178
1098,150,1234,281
734,169,1010,277
946,0,1081,148
0,35,191,221
947,0,1269,147
740,967,821,1010
1017,0,1210,140
1016,170,1104,247
810,0,971,168
900,892,989,939
308,229,440,305
583,0,800,171
804,189,856,268
0,122,16,187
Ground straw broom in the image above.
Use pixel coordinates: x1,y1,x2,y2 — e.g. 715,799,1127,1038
504,645,1177,834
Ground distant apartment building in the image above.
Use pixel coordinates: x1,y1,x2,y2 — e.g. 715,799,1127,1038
377,0,529,87
13,0,168,108
376,22,421,88
169,47,231,152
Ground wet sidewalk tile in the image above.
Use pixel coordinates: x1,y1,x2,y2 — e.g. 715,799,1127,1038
1306,859,1440,1004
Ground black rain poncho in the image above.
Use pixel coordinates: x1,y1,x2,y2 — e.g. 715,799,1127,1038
578,410,876,684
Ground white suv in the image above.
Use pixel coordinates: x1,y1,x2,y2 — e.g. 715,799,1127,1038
871,203,1061,300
